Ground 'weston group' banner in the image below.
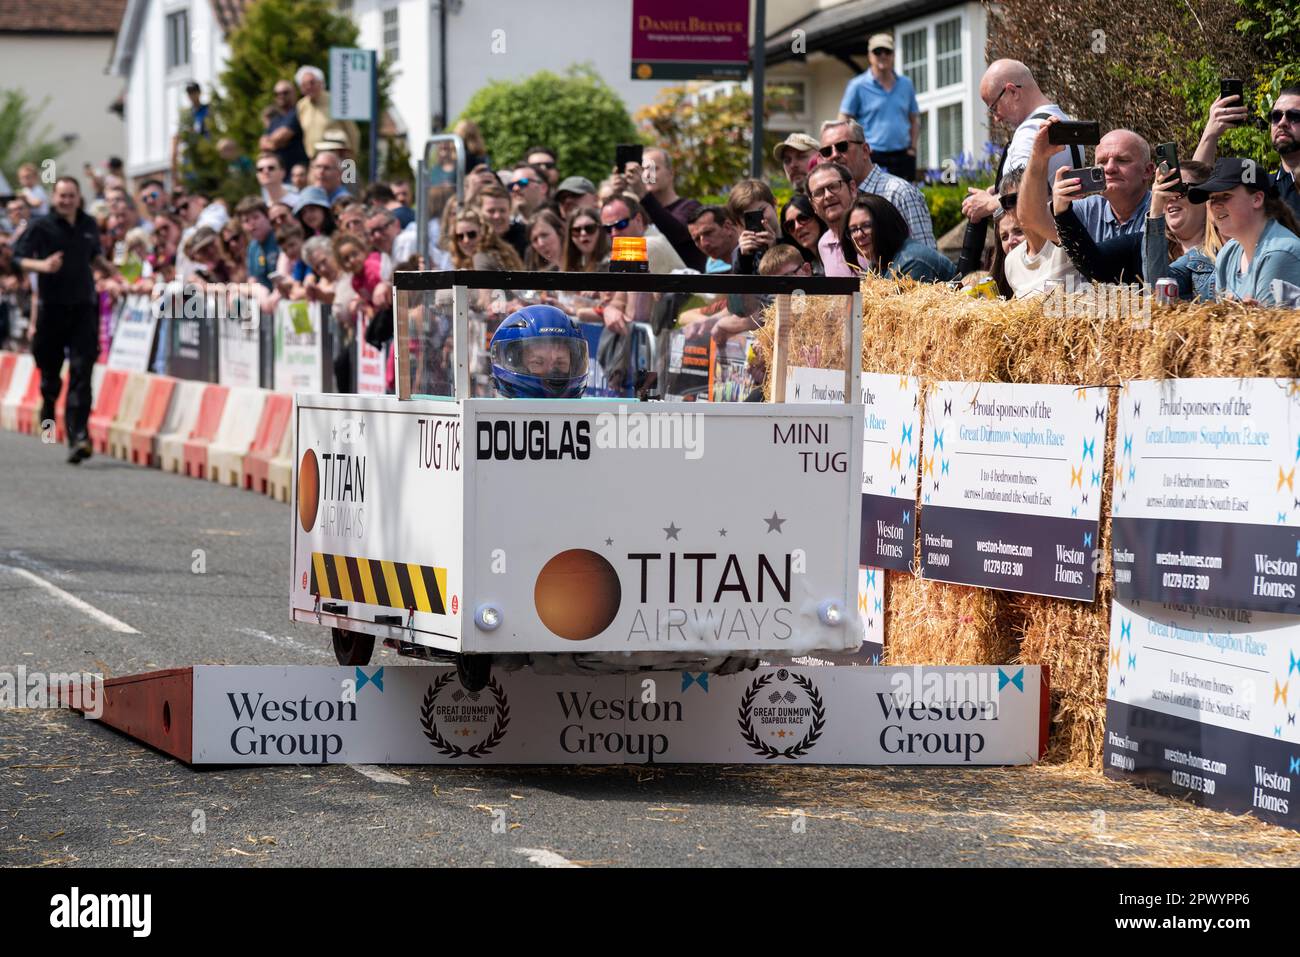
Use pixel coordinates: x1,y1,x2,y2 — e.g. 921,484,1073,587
631,0,750,80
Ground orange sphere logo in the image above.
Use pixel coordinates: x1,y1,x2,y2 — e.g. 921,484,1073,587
534,549,621,640
298,448,320,532
636,64,653,79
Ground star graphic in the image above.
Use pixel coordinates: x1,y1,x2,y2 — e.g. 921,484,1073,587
1075,387,1087,402
663,522,681,540
1123,434,1133,457
358,419,365,436
944,398,952,416
331,425,337,440
1279,466,1295,492
1096,406,1105,423
775,729,788,739
604,537,613,546
1133,401,1141,418
718,528,727,537
764,511,786,533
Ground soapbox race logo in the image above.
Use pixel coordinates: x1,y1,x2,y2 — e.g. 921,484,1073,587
419,673,511,758
737,669,826,759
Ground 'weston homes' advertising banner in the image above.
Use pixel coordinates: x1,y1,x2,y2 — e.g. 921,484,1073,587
1104,598,1300,831
1111,378,1300,614
631,0,750,80
919,382,1108,601
786,366,921,571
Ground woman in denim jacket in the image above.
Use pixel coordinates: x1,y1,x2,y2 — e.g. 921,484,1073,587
1142,160,1219,301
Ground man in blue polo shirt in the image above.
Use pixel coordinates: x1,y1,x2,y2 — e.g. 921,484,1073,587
838,33,921,182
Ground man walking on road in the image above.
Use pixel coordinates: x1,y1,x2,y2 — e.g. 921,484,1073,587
13,178,106,463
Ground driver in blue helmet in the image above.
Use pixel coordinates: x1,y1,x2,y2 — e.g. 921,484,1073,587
489,304,589,398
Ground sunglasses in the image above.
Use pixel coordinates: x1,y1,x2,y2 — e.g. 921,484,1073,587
455,230,479,242
602,218,630,233
785,212,812,227
998,192,1019,211
871,48,893,56
819,140,857,158
256,165,278,173
572,223,599,236
530,161,556,171
143,191,161,201
1269,109,1300,125
510,178,535,191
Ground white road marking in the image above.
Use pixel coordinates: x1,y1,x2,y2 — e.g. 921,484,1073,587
351,765,409,786
515,847,580,868
235,627,332,659
0,564,138,634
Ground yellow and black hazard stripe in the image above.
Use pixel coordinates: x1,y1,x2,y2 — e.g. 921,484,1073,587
310,552,448,615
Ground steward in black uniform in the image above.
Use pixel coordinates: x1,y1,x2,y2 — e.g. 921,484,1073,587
13,178,106,463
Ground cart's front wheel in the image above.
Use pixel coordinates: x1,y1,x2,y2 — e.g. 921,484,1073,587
332,628,375,666
457,654,491,692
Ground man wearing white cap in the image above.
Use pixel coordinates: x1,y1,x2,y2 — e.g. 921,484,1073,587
838,34,920,182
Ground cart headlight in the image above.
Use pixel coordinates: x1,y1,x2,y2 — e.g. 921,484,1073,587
817,600,845,627
474,603,502,631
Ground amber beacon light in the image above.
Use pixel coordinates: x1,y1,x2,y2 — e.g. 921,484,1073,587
609,237,649,273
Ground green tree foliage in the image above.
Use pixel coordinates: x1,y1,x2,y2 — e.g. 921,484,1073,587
0,90,70,186
636,85,785,199
458,66,639,184
982,2,1258,157
180,0,393,201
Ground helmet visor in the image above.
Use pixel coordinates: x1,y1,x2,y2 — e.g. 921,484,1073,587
491,334,589,385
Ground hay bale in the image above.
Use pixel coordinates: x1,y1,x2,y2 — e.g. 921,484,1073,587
757,279,1300,768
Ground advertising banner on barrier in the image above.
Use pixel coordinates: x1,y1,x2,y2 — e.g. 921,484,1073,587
186,664,1046,765
663,326,711,401
1104,598,1299,831
274,301,327,393
918,382,1108,601
1111,378,1300,613
217,312,261,388
165,305,218,383
787,366,920,572
104,294,158,372
355,314,386,394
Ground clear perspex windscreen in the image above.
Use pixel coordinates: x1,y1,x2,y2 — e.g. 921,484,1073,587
392,272,861,403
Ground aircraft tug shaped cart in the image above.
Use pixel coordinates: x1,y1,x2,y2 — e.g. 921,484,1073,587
290,270,865,690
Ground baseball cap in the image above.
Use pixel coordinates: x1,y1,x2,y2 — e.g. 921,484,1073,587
773,133,821,162
555,176,596,198
1186,157,1276,203
868,34,894,51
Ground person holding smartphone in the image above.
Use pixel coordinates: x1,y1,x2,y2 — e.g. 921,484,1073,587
1142,158,1217,301
1196,85,1300,222
725,180,783,275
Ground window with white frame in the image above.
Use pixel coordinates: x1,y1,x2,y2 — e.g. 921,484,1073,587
900,28,927,95
383,8,400,62
896,9,970,171
165,9,190,71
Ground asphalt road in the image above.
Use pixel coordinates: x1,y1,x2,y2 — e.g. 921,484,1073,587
2,428,1298,868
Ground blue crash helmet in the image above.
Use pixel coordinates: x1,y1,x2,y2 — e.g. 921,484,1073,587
489,305,589,398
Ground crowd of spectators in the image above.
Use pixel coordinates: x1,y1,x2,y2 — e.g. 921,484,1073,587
2,40,1299,404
